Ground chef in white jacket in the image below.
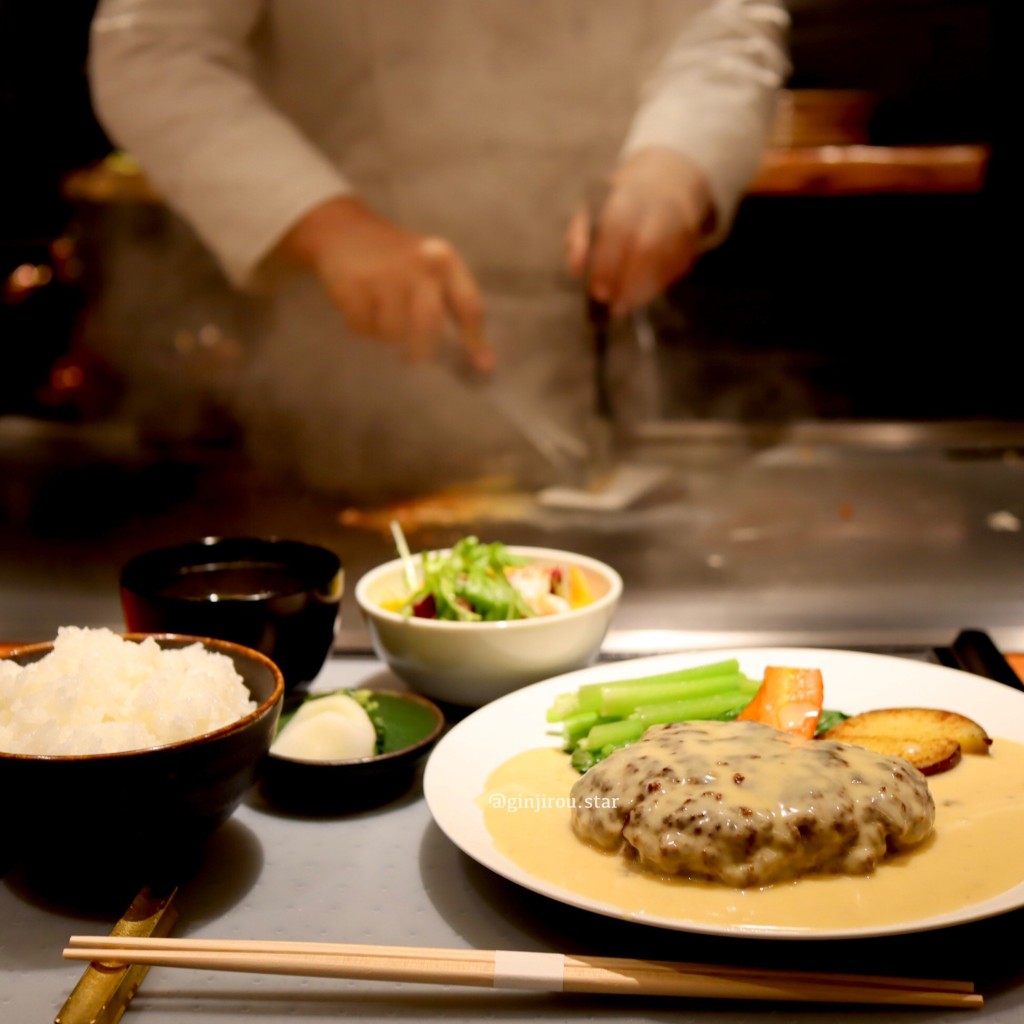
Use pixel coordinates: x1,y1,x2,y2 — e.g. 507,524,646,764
88,0,789,498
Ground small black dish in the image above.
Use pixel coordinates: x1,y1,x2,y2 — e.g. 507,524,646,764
120,536,343,690
260,689,445,812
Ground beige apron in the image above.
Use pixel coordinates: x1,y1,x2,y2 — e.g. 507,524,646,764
90,1,697,498
233,1,691,498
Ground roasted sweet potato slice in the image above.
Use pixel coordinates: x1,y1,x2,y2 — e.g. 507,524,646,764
826,707,991,753
829,733,962,775
824,706,991,776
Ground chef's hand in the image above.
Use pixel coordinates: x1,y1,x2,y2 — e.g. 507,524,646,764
279,196,494,371
566,147,715,317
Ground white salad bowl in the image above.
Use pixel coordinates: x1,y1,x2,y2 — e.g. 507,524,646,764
354,546,623,707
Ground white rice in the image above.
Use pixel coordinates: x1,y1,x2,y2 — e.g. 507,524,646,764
0,626,258,756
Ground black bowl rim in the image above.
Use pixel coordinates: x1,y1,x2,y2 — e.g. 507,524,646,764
119,535,343,600
0,632,285,763
265,688,445,769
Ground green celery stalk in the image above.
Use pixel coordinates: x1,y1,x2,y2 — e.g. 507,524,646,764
571,747,597,772
597,672,747,718
572,659,741,714
578,718,645,751
561,711,602,750
629,690,752,726
546,692,580,723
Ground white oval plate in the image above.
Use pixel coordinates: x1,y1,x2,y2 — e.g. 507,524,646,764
423,647,1024,940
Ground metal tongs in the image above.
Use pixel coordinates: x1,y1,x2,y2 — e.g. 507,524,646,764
581,178,621,478
446,321,590,481
585,258,616,478
440,184,623,486
536,189,672,510
487,384,589,478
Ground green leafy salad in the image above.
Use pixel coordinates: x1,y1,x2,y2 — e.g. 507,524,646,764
394,536,536,622
387,535,593,623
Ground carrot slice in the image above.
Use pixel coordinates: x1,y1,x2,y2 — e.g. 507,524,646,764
567,565,594,609
737,665,824,739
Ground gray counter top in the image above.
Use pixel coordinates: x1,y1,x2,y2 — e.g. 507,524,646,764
3,416,1024,652
5,655,1024,1024
3,415,1024,1019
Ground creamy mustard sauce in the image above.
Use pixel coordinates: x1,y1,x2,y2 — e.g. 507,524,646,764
479,740,1024,931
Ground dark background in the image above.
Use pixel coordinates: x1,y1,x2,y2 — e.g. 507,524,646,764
653,0,1006,422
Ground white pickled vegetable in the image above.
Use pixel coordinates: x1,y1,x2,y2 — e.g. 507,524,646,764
271,692,377,761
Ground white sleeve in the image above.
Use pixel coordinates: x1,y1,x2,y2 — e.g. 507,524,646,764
622,0,791,243
88,0,352,288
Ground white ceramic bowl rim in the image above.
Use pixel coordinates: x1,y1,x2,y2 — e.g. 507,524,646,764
354,545,623,630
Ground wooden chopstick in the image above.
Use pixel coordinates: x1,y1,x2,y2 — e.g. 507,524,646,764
64,936,982,1009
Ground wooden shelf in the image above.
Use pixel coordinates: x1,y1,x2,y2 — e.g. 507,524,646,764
748,143,991,197
1008,653,1024,683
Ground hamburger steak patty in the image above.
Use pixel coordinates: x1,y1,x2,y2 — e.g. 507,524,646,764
569,719,935,887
